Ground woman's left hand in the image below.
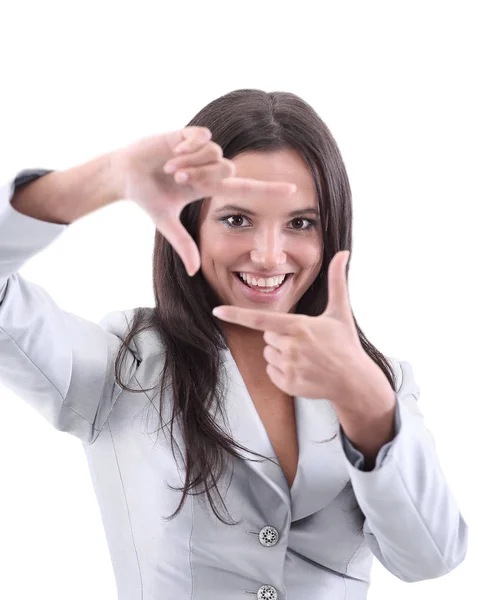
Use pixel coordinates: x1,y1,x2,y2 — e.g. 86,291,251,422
212,251,392,409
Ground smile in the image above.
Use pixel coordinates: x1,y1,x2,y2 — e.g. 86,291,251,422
232,272,292,300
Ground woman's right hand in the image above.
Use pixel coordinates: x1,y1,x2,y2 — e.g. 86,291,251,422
112,127,297,276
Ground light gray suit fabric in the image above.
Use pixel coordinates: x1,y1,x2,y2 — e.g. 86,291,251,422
0,171,468,599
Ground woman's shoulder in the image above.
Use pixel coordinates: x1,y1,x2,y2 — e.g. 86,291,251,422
385,355,403,391
385,355,421,400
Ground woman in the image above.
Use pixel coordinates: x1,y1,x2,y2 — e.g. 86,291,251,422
0,89,467,599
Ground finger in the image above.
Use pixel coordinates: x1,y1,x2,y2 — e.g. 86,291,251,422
263,344,285,369
263,330,287,350
161,127,211,156
173,127,212,154
155,210,201,276
172,160,236,186
325,251,352,318
163,142,224,173
174,169,297,197
213,176,297,199
212,305,297,334
265,364,288,394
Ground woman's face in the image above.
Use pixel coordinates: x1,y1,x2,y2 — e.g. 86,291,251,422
198,148,324,316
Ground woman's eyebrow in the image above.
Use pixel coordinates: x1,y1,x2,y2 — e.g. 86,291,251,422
213,204,319,217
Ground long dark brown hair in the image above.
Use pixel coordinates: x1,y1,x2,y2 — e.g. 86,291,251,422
114,89,396,525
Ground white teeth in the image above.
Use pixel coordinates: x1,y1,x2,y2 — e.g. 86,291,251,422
238,273,286,287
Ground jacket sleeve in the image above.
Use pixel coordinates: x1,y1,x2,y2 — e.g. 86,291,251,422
341,405,399,470
339,357,468,582
0,170,139,445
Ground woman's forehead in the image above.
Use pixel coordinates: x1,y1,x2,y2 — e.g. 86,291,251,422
231,148,312,180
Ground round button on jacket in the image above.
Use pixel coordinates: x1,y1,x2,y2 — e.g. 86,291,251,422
258,525,279,547
257,584,278,599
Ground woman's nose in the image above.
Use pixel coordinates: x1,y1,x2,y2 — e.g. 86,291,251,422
250,242,287,269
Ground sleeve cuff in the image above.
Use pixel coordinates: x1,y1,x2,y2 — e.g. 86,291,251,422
13,169,55,189
340,399,401,471
0,168,65,294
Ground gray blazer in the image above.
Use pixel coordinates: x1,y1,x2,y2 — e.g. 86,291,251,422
0,170,468,600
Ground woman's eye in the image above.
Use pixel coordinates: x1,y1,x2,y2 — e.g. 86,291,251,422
291,218,308,229
220,214,317,231
228,215,247,227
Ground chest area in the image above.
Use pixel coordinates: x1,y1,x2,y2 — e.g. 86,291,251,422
242,377,299,490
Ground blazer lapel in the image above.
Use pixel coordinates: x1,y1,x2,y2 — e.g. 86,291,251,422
218,348,351,519
290,395,350,521
219,347,291,508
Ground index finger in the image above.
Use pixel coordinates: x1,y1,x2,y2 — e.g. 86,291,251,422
213,177,297,199
212,305,297,334
172,127,212,154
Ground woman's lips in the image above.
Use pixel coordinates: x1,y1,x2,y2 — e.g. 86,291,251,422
232,272,292,303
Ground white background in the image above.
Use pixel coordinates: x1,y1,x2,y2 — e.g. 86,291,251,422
0,1,475,598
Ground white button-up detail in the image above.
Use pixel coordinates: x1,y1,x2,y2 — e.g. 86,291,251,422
259,525,279,547
257,584,278,599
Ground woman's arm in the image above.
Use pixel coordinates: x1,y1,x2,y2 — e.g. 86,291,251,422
10,153,119,224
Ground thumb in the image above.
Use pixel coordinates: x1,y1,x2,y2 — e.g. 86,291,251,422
325,251,351,318
155,210,201,276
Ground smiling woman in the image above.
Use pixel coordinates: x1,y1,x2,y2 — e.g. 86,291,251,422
116,89,396,519
0,87,468,600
